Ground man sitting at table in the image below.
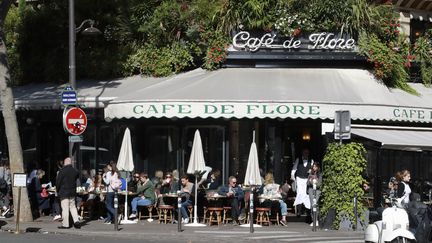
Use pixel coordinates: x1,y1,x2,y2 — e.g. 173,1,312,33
129,173,155,219
179,175,194,224
218,176,244,225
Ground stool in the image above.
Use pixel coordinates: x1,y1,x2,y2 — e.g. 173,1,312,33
203,207,209,224
187,205,193,219
158,205,174,224
269,212,280,225
207,207,223,226
255,207,271,226
79,202,90,219
138,204,158,221
223,206,232,224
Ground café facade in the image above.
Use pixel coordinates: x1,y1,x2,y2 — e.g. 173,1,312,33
4,28,432,204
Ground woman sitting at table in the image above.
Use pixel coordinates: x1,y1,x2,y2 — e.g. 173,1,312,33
86,174,105,219
158,172,179,205
206,169,222,190
261,172,288,226
129,173,155,219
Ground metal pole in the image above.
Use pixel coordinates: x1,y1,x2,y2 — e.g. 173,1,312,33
249,187,254,233
69,0,76,90
354,192,358,231
339,111,342,145
15,187,21,234
114,191,119,231
312,186,317,232
177,190,182,232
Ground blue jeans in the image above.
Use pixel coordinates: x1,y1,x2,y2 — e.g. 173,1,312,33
180,200,192,219
279,200,288,216
131,197,152,214
105,192,115,221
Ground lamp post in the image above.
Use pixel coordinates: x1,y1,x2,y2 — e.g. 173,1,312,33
69,0,101,90
68,0,101,165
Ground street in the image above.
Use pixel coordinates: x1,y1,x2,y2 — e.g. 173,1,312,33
0,227,364,243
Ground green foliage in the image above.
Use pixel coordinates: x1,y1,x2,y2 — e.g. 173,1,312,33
321,142,367,230
412,30,432,87
124,42,194,77
202,31,229,70
358,33,417,94
215,0,279,32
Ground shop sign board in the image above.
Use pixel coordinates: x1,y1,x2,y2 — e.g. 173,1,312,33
63,107,87,135
232,31,356,52
104,101,432,123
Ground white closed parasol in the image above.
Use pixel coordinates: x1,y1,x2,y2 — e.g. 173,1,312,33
116,127,136,224
185,130,207,227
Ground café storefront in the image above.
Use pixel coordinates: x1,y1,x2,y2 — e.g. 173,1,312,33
8,31,432,192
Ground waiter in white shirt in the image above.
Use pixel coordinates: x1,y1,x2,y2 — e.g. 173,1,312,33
291,148,313,213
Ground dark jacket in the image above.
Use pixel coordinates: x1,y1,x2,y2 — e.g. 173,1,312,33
218,185,244,201
56,164,79,198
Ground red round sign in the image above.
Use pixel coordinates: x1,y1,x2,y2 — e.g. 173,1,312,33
63,107,87,135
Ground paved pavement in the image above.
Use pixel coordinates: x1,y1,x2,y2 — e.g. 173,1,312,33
0,216,365,243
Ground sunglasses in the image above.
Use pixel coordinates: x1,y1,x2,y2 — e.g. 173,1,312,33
166,176,172,178
231,181,237,184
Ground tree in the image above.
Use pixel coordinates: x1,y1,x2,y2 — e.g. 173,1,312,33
0,0,32,222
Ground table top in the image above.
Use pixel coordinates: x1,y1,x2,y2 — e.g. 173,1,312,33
258,195,282,200
205,194,227,199
162,193,179,198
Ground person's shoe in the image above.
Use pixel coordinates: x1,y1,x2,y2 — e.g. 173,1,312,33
1,208,10,217
53,215,61,221
129,213,137,219
280,220,287,226
57,226,70,229
181,218,189,224
73,221,81,229
103,219,112,224
238,214,246,221
310,221,319,227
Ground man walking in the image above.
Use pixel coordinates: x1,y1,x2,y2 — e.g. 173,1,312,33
56,157,80,229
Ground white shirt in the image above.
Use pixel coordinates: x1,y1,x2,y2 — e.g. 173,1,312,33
291,157,314,179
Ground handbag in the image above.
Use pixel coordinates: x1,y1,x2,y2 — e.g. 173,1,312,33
40,188,49,198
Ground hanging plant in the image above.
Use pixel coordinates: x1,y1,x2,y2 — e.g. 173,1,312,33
412,30,432,86
358,33,418,94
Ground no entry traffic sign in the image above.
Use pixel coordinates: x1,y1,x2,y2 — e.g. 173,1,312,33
63,107,87,135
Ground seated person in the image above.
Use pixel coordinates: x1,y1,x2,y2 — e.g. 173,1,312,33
207,169,222,190
218,176,244,225
158,172,179,205
179,175,194,224
129,173,155,219
261,172,288,226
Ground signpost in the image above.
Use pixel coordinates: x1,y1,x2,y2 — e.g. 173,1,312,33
63,107,87,136
63,106,87,169
334,110,351,144
61,86,77,105
13,173,27,234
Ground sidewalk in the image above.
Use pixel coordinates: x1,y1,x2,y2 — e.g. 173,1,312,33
0,215,364,239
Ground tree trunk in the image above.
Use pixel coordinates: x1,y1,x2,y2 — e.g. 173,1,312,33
0,0,33,222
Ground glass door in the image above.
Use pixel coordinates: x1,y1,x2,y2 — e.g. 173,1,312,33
182,126,227,185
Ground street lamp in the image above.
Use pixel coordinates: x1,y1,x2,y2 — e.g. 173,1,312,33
68,0,101,167
69,0,102,90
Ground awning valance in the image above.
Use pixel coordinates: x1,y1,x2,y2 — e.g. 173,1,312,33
351,126,432,151
103,68,432,122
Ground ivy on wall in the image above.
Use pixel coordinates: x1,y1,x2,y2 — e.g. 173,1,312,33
321,142,367,230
